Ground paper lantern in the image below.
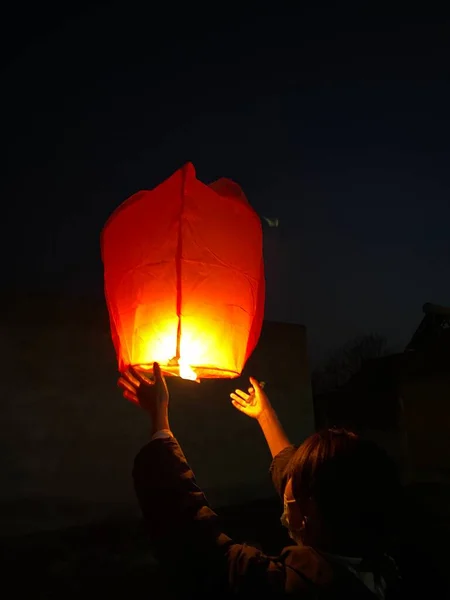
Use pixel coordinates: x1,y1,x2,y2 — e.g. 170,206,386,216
101,162,265,381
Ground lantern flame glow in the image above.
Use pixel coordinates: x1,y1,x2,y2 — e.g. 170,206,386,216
137,329,202,381
178,360,197,381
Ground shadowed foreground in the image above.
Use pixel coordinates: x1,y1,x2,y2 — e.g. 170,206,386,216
1,483,449,597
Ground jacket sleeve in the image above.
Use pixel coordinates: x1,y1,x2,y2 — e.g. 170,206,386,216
133,436,286,596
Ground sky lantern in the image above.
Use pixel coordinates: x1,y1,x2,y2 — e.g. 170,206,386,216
101,163,265,381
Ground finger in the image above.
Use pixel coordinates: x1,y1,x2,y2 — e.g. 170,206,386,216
123,390,138,405
153,362,169,395
123,369,141,387
230,393,248,408
118,377,137,394
246,388,256,406
248,393,257,407
231,399,247,413
249,377,262,392
233,389,250,402
153,361,165,383
128,366,150,386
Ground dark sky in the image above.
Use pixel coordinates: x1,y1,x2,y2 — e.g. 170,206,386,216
2,4,450,363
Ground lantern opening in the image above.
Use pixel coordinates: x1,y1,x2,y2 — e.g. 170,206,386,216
134,336,200,382
134,362,198,382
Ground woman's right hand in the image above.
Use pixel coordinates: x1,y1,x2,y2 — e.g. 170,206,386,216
118,362,170,434
230,377,271,420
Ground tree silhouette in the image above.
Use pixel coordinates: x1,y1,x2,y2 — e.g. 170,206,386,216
312,333,391,395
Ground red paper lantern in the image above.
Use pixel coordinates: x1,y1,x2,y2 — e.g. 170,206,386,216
101,163,265,381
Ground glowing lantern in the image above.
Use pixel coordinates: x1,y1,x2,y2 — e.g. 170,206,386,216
101,162,265,381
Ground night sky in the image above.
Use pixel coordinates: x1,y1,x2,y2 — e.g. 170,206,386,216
2,4,450,364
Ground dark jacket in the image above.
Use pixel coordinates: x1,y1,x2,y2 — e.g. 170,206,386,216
133,437,396,598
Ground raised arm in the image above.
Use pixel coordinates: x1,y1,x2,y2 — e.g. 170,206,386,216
118,363,287,596
230,378,291,458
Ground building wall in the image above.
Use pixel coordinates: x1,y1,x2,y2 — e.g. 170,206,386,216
313,350,450,485
400,374,450,482
0,317,313,536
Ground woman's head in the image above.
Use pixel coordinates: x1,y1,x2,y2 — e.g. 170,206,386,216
282,428,400,556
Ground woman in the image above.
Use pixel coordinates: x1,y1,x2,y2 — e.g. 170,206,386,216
119,363,403,598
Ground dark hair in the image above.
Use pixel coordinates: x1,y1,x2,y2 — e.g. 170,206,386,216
288,428,400,555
